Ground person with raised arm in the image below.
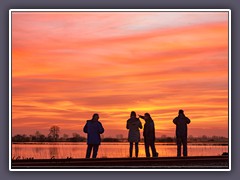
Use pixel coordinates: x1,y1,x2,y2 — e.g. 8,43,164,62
139,113,158,158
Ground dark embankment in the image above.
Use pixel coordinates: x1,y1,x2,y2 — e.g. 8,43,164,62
11,155,229,169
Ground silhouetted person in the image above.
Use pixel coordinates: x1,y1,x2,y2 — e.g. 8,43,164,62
83,113,104,158
126,111,142,158
173,109,191,157
139,113,158,158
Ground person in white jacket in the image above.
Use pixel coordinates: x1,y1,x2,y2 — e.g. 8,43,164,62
126,111,142,158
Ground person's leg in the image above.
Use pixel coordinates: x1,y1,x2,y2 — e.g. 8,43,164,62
144,139,150,158
176,137,181,157
129,142,133,158
92,144,99,158
86,144,93,158
150,141,158,157
182,137,188,157
135,142,139,158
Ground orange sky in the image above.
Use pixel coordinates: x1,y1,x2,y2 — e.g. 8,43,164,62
11,11,229,138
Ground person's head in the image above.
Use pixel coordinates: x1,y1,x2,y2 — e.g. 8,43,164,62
130,111,136,118
92,113,99,121
144,113,152,120
178,109,184,115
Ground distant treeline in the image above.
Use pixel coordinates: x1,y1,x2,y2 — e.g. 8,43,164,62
12,126,87,142
12,133,87,142
155,135,228,143
187,135,228,143
12,125,228,143
12,134,228,143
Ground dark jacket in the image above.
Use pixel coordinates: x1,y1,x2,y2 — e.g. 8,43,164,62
173,114,190,138
142,118,155,143
83,120,104,145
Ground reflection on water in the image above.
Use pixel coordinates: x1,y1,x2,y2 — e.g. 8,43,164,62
11,142,228,159
49,147,58,158
34,147,42,154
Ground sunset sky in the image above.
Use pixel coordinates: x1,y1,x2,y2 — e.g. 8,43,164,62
11,11,229,138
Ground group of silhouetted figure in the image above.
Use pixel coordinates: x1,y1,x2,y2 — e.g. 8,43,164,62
83,109,191,159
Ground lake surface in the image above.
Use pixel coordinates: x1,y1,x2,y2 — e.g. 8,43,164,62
12,142,228,159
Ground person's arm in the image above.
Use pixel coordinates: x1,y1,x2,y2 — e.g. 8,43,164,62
126,120,129,129
186,117,191,124
98,122,104,134
173,117,178,125
138,115,145,119
83,121,88,133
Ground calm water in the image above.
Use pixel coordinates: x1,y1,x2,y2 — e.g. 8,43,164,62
12,142,228,159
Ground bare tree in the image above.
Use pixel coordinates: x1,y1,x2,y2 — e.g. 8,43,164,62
48,126,60,141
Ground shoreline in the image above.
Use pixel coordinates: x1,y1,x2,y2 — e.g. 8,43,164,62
11,155,229,169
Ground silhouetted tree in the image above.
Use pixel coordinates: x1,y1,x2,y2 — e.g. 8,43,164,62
34,131,46,142
12,134,25,142
72,133,80,142
60,134,69,141
48,126,60,141
39,134,46,142
12,134,31,142
71,133,86,142
29,134,36,141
